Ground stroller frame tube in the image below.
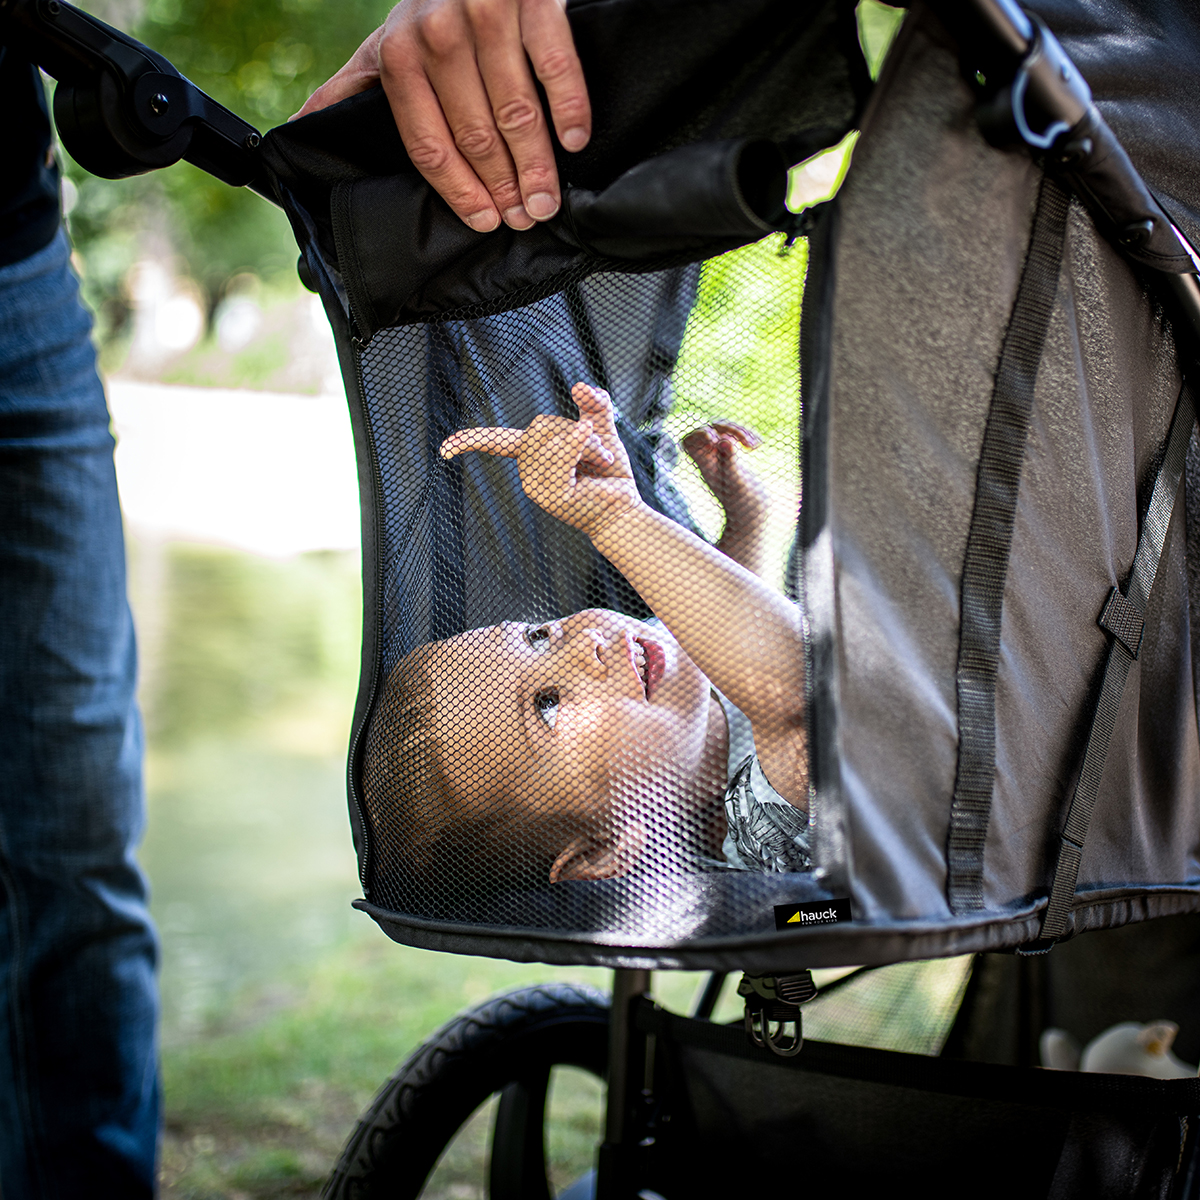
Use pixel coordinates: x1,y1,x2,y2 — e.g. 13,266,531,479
598,969,652,1200
933,0,1200,340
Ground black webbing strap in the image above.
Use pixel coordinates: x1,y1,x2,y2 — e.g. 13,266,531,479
1025,381,1197,950
946,178,1071,912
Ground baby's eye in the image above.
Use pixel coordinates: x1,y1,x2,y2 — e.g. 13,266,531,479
534,687,560,729
525,625,551,647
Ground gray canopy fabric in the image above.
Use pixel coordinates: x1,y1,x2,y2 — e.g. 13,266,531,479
259,0,1200,969
803,5,1200,947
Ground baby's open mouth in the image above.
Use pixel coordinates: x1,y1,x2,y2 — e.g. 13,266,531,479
632,637,666,701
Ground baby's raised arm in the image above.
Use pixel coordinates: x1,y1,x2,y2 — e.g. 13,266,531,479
440,384,806,798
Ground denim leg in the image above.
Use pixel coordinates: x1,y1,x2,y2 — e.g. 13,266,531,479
0,231,159,1198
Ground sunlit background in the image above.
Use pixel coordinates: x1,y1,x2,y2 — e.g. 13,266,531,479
44,2,941,1195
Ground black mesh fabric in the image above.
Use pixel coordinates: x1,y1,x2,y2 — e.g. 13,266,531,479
354,240,826,937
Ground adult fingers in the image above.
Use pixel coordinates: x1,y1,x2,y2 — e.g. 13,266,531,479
379,10,504,233
291,27,383,120
467,0,560,225
417,0,532,228
521,0,590,154
439,426,522,458
470,0,589,223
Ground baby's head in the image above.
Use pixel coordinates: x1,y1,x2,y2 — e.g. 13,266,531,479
363,609,720,899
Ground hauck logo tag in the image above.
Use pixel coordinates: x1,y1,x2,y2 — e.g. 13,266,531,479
774,899,852,931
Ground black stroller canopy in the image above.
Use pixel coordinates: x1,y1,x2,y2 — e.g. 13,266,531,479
258,0,1200,326
246,0,1200,970
260,0,861,335
1037,0,1200,248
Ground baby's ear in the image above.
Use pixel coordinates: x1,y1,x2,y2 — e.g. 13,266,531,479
549,823,647,883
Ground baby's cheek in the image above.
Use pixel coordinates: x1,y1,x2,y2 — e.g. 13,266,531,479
566,696,620,744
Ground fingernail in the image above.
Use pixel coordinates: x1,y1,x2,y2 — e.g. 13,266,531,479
466,209,500,232
562,126,588,152
526,192,559,221
504,205,535,230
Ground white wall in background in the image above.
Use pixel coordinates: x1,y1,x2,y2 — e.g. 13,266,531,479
109,380,360,557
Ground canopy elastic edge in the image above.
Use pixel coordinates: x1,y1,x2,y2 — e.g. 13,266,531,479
353,885,1200,971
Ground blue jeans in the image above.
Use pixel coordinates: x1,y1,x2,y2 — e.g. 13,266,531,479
0,231,158,1196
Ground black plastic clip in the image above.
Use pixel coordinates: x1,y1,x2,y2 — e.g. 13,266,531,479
738,971,817,1058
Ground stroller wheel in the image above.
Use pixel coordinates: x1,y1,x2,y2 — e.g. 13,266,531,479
323,981,610,1199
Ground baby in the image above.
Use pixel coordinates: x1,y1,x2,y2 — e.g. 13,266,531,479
364,383,808,896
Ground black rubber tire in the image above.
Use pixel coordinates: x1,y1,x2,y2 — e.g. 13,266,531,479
322,982,610,1199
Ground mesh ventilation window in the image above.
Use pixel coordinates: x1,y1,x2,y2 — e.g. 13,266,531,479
356,233,827,943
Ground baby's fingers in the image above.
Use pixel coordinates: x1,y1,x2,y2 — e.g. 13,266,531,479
579,431,615,469
525,415,611,469
439,427,522,459
571,382,619,441
710,421,762,450
681,426,719,460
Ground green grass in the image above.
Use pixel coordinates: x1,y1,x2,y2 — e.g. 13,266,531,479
157,934,713,1197
163,330,292,392
157,934,970,1196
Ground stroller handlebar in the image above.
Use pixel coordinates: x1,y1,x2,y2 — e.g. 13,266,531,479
0,0,275,199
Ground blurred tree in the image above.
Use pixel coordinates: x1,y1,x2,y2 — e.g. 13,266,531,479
146,544,360,746
62,0,390,338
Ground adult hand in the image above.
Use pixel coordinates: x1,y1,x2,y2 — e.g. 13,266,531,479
440,384,640,538
292,0,591,234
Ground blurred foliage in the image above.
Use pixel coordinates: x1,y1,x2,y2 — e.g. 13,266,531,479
858,0,905,79
145,544,360,746
672,233,807,444
661,234,807,591
62,0,391,336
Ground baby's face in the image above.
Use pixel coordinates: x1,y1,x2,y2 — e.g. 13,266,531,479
425,609,713,827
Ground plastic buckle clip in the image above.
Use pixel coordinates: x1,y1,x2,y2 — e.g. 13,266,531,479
1010,17,1092,152
738,971,817,1058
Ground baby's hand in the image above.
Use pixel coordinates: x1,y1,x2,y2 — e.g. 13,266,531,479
440,384,642,539
682,421,770,537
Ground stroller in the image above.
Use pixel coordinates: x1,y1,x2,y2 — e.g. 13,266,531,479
12,0,1200,1193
